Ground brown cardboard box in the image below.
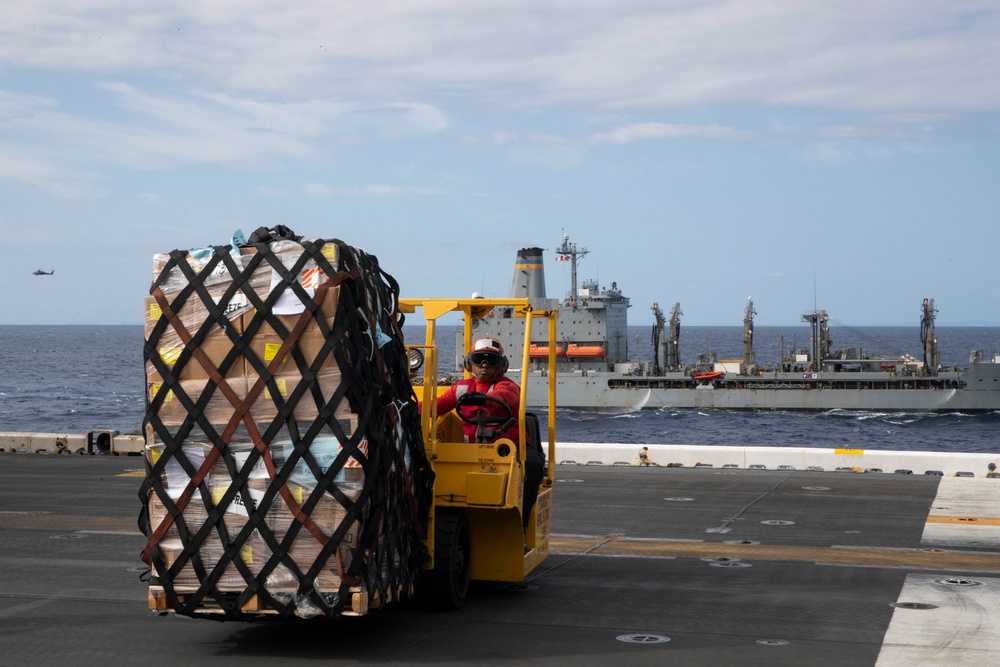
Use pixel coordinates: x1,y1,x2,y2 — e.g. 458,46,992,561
151,476,358,592
152,250,272,300
245,368,351,427
148,481,231,540
147,241,364,594
145,442,217,498
236,242,339,302
269,428,366,492
265,483,359,533
143,292,244,341
147,242,339,386
157,534,282,591
243,285,340,376
148,375,249,427
156,538,221,588
145,293,245,384
274,484,360,592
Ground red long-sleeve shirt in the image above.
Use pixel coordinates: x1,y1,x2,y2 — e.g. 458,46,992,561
435,376,520,443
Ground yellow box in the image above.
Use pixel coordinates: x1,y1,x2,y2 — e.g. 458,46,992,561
466,471,509,506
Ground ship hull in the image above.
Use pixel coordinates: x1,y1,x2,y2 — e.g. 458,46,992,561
522,363,1000,412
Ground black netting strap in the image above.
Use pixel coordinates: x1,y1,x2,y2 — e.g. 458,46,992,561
246,225,301,244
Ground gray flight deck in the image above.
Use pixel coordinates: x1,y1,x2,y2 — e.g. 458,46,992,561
2,454,999,666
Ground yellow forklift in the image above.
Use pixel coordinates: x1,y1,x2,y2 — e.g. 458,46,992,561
400,297,559,609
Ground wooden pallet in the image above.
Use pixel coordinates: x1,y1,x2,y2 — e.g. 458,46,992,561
148,584,369,617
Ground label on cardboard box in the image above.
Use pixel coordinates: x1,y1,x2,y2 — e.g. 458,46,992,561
219,293,250,319
268,245,330,315
152,384,173,402
264,378,288,399
320,243,337,263
159,346,183,368
263,342,285,362
282,438,340,486
163,445,206,499
231,449,270,479
280,436,368,485
211,485,266,517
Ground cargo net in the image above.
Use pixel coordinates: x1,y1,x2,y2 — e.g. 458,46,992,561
137,227,433,620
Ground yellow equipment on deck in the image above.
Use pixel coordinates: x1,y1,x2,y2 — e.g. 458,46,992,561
399,297,559,609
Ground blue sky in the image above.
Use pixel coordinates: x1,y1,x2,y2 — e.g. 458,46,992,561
1,1,997,326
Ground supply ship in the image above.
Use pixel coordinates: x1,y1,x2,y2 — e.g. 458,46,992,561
463,235,1000,412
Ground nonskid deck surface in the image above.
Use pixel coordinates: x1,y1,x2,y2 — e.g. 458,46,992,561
2,455,999,666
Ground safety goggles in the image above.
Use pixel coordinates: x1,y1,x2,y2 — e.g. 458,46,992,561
469,352,502,367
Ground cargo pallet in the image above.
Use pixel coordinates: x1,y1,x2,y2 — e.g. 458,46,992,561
148,584,373,617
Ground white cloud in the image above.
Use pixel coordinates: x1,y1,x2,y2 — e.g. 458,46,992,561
809,143,855,165
0,1,992,193
1,2,997,327
303,182,334,198
0,80,450,194
0,2,996,112
302,183,448,198
588,123,752,144
0,143,57,181
486,122,750,149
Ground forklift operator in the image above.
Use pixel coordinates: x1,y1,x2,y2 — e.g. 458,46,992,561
434,337,543,529
436,337,520,444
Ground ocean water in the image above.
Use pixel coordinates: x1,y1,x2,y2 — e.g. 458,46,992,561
0,326,146,436
1,324,998,453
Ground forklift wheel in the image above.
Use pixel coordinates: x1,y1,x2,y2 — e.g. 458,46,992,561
430,510,470,610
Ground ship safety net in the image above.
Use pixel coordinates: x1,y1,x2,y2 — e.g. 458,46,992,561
137,226,433,620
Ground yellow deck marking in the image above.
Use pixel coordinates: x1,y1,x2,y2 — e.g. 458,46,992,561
549,535,1000,572
926,514,1000,526
118,471,146,477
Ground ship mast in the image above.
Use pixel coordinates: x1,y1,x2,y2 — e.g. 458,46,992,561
556,233,589,303
920,298,939,376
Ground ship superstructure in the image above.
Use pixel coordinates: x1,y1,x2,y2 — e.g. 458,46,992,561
461,236,631,372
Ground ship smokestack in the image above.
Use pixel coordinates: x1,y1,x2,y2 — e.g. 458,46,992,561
511,247,546,299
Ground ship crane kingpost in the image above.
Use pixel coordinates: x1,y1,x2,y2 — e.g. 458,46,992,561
802,309,831,373
652,303,666,375
668,303,682,371
651,302,684,373
742,298,757,375
920,298,940,376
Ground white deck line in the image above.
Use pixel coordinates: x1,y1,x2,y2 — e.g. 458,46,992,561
5,433,998,478
555,442,1000,477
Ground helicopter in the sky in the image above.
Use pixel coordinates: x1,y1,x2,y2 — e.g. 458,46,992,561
33,269,54,276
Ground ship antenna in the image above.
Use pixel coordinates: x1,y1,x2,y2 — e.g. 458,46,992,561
813,270,818,313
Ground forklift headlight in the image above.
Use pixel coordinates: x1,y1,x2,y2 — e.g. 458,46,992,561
408,347,424,373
